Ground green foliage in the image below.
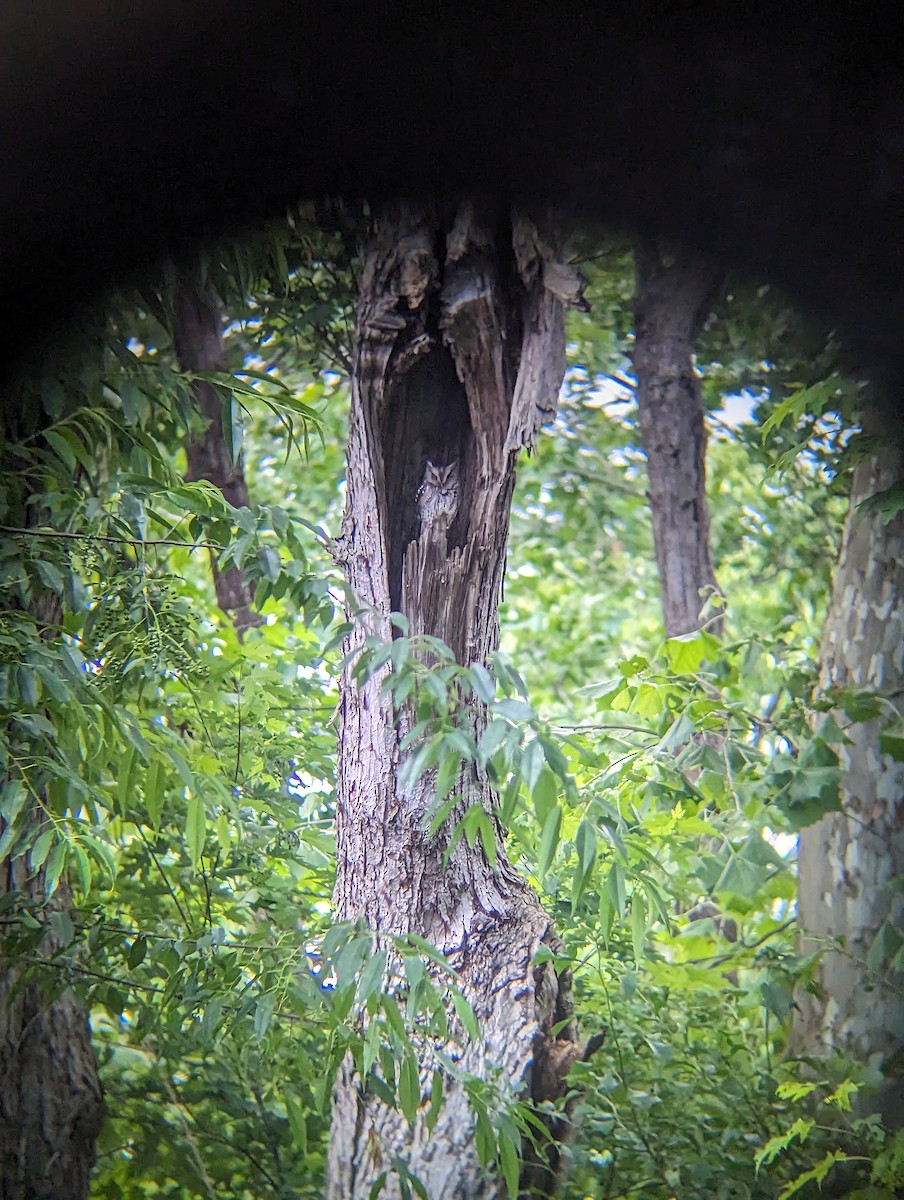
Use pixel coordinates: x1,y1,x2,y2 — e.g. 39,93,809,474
1,226,896,1200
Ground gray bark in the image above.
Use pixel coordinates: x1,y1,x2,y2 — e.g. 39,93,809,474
792,413,904,1128
172,281,261,635
327,201,576,1199
1,585,104,1197
0,871,104,1200
633,237,722,638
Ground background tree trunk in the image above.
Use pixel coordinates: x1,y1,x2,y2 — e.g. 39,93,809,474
0,866,105,1200
792,412,904,1128
1,583,104,1198
171,281,261,634
633,237,722,638
327,202,576,1199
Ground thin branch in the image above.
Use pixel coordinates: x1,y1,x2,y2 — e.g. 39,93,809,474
601,371,636,393
136,825,193,929
684,917,797,967
0,525,218,552
20,957,163,994
161,1073,219,1200
179,1118,283,1191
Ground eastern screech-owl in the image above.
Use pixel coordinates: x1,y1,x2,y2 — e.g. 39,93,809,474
417,460,460,539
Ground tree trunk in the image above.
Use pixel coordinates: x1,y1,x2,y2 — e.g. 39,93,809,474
792,412,904,1128
1,587,105,1198
0,870,105,1199
327,201,576,1199
632,237,722,638
172,281,261,634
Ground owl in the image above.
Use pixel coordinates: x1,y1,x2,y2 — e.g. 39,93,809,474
417,460,460,539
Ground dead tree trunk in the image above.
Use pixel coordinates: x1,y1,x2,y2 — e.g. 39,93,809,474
326,201,577,1199
633,237,722,638
792,410,904,1128
171,282,261,635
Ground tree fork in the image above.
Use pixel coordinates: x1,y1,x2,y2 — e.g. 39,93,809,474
327,200,580,1198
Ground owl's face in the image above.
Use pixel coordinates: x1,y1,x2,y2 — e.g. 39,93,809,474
425,462,459,497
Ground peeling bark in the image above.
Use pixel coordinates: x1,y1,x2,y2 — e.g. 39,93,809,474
172,282,261,635
327,201,575,1199
792,415,904,1128
633,237,722,638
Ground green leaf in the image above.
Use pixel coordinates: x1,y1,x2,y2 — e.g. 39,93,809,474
469,663,496,704
665,630,721,674
879,725,904,761
185,793,206,868
128,936,148,969
857,479,904,524
538,736,569,780
607,863,627,919
494,698,536,723
478,719,509,765
399,1051,420,1125
30,829,54,870
777,1151,863,1200
116,748,137,817
434,751,459,804
253,992,274,1039
43,429,77,470
368,1174,388,1200
531,766,558,822
144,759,165,828
70,844,91,895
498,1127,520,1200
755,1117,814,1172
521,738,544,793
362,1017,382,1078
425,1070,443,1133
825,1080,859,1111
451,989,480,1042
572,817,597,909
537,805,562,880
221,394,244,463
0,779,28,825
34,559,65,594
631,891,647,962
477,812,497,869
427,793,460,837
357,950,387,1002
257,545,282,582
286,1096,308,1154
43,839,68,896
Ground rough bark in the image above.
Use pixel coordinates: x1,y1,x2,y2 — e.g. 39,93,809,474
172,281,261,635
792,414,904,1128
633,237,722,638
327,201,577,1199
0,869,105,1199
0,586,105,1198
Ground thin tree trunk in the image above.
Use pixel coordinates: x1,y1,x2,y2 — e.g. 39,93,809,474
171,282,261,635
632,237,722,638
1,580,104,1198
792,411,904,1128
327,201,577,1199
